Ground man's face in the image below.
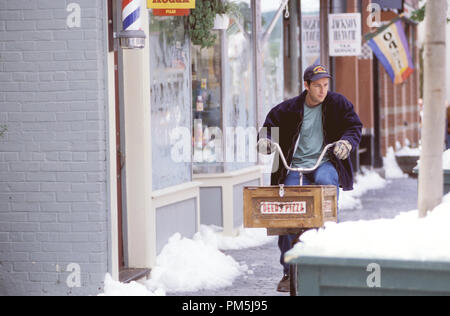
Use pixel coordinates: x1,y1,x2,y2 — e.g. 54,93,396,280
305,78,329,105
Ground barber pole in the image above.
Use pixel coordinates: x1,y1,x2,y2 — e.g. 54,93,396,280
118,0,146,49
122,0,142,31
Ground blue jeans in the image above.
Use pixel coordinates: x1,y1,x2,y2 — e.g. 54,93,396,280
278,161,339,275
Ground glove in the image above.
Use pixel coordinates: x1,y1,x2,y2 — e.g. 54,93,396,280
333,140,352,160
257,138,277,155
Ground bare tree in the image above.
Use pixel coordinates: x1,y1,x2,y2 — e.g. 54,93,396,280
418,0,448,218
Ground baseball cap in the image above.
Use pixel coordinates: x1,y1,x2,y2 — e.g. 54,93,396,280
304,64,332,82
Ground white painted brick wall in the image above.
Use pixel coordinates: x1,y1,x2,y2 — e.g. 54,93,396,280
0,0,108,296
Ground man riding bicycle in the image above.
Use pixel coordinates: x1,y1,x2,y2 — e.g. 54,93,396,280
258,64,363,292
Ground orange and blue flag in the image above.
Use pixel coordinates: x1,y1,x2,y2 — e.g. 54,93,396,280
367,20,414,85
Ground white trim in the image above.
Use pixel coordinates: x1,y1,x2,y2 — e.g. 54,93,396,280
152,181,201,209
122,1,153,269
104,1,119,281
106,50,119,281
362,127,374,135
193,166,263,236
150,181,201,265
193,165,263,182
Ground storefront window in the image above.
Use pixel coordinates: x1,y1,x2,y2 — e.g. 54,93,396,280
192,0,257,174
191,33,223,174
149,15,192,190
225,0,256,172
301,0,321,86
261,0,284,121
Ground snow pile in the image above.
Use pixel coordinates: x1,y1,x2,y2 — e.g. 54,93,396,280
98,225,273,295
200,225,276,250
339,168,387,210
145,233,249,293
395,145,421,157
444,150,450,169
99,274,165,296
286,193,450,262
414,149,450,170
383,147,407,179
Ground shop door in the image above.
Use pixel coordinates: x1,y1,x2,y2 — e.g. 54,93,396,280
115,51,125,270
108,0,125,270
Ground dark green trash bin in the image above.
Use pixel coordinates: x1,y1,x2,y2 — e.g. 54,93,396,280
286,256,450,296
413,167,450,194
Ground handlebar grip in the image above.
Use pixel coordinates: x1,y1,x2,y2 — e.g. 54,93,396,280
257,138,276,155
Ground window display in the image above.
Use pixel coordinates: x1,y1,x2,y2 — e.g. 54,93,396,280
191,0,258,174
191,33,223,174
224,0,256,172
149,15,192,190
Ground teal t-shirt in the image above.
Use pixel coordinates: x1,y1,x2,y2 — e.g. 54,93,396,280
291,103,329,169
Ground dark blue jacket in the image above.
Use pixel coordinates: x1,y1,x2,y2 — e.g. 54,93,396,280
259,90,363,191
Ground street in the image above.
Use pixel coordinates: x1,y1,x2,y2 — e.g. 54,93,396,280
172,176,418,296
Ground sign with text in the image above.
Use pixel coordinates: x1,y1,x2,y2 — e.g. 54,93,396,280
301,14,321,66
153,9,190,16
329,13,362,57
260,202,307,215
147,0,195,9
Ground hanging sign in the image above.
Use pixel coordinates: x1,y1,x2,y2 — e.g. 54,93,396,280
329,13,362,56
302,14,321,65
147,0,196,9
153,9,190,16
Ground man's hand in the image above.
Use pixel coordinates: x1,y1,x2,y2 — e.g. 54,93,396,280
257,138,277,155
333,140,352,160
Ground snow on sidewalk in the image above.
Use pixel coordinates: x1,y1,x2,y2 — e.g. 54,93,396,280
100,145,432,296
338,143,422,210
339,168,387,210
100,274,165,296
383,147,408,179
99,168,394,296
99,226,275,296
200,225,277,251
286,193,450,263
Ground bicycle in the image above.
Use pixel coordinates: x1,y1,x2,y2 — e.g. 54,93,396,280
244,139,338,295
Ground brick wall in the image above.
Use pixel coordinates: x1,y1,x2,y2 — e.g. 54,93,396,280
0,0,108,296
379,21,421,157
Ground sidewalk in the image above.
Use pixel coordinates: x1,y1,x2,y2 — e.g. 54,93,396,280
171,176,418,296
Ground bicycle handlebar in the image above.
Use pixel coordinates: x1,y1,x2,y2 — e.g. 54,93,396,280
258,139,337,174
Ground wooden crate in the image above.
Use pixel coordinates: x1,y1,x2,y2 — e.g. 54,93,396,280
243,185,337,234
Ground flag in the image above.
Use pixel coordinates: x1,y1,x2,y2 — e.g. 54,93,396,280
367,19,414,84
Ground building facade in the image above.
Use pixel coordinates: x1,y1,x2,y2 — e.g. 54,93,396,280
0,0,273,296
447,0,450,107
0,0,110,295
0,0,422,296
283,0,421,168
